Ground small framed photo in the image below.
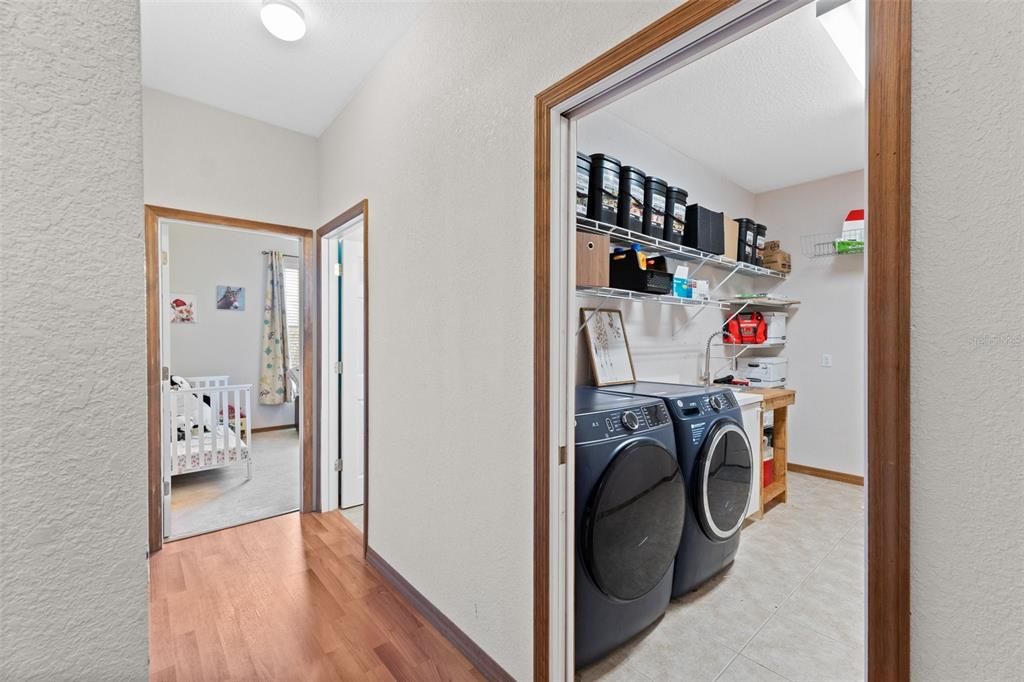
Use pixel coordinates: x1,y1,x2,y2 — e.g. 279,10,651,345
580,308,636,386
216,285,245,311
169,293,197,324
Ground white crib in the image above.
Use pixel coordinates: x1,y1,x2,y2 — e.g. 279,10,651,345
165,375,252,479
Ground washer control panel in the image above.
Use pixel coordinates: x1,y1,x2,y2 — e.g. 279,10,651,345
575,401,671,443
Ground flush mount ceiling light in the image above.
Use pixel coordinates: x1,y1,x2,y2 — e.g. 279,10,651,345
261,0,306,42
817,0,866,84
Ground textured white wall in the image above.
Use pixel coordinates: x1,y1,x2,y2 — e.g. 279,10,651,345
910,1,1024,679
316,2,671,677
143,88,318,229
166,221,300,428
0,1,149,679
755,171,865,476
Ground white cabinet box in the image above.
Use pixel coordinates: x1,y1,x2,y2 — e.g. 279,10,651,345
732,390,764,520
737,356,788,388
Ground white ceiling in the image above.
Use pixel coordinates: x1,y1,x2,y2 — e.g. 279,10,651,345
140,1,424,137
604,3,865,194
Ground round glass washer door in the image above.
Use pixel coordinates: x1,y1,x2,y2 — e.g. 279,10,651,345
694,421,753,541
582,438,685,601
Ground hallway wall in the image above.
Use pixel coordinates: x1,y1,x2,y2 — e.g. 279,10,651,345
143,88,318,229
0,1,149,678
316,2,674,677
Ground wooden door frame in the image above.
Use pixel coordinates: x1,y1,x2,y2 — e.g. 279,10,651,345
533,0,910,679
315,200,370,556
145,205,317,553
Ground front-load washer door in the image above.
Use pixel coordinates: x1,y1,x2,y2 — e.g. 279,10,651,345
694,420,753,542
582,437,685,602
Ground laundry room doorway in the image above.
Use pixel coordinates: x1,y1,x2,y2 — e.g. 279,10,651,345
317,200,369,542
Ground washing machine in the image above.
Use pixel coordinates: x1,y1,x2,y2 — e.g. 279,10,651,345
574,387,686,669
599,382,753,596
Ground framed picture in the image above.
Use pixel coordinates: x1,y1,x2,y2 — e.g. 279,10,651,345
216,285,245,311
169,293,197,324
580,308,636,386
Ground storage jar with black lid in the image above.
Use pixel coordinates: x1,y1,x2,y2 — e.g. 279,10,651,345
587,154,620,225
617,166,647,233
642,176,668,239
576,153,591,218
755,223,767,256
735,218,756,263
664,186,688,244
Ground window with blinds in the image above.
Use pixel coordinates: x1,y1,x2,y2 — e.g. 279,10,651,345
282,263,301,369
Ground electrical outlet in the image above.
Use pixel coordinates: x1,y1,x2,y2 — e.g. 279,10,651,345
822,354,833,368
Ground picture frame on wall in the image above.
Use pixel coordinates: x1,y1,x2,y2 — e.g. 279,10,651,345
580,308,636,386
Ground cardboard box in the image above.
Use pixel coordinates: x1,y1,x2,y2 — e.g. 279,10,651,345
762,249,791,273
723,218,739,261
576,232,609,287
763,239,782,252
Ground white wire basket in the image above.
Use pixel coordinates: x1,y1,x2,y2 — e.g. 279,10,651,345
800,226,865,258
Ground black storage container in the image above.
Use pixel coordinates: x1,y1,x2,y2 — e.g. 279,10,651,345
683,204,725,255
642,176,668,239
663,186,688,244
755,223,768,251
609,248,673,294
587,154,621,225
576,153,591,218
617,166,647,232
736,218,757,263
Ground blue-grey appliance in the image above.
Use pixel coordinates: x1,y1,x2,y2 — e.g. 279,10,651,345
574,387,686,669
598,382,753,596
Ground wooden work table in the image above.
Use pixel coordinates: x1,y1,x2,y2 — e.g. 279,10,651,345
737,387,796,515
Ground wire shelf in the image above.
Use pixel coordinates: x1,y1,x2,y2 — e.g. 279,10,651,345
576,286,728,310
577,217,787,280
800,227,865,258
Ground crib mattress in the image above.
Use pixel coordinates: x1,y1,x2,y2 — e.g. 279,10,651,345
172,426,249,474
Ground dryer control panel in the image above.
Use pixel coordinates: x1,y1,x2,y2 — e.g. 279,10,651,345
668,390,737,420
575,402,671,444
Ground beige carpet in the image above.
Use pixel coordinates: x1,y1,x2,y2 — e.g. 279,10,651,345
169,428,300,539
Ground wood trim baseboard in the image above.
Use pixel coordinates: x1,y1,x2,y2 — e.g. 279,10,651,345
315,200,370,556
145,204,315,553
251,424,297,433
366,548,513,681
788,463,864,487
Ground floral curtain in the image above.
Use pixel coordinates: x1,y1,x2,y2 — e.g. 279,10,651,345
259,251,293,405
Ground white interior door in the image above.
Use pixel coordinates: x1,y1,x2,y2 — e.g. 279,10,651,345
158,222,172,538
340,227,365,508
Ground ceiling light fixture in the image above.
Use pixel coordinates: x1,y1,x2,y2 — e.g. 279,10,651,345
817,0,865,84
261,0,306,42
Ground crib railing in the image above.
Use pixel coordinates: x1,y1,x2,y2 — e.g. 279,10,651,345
165,382,252,477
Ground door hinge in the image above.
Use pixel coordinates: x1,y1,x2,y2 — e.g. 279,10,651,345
558,445,567,466
334,361,343,374
161,251,168,266
334,459,343,472
335,263,343,277
162,366,169,381
163,480,170,496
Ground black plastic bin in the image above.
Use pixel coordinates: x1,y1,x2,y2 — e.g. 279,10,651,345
609,248,673,294
587,154,620,225
663,186,688,244
642,176,668,239
617,166,646,232
683,205,725,255
736,218,756,263
576,153,591,218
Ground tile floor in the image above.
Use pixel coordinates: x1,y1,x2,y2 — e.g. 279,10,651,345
577,473,865,682
170,428,300,539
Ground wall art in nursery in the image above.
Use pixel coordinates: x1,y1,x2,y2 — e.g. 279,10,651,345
169,294,197,324
216,285,245,311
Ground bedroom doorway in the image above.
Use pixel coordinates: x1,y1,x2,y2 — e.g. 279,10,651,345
145,206,316,551
317,200,369,543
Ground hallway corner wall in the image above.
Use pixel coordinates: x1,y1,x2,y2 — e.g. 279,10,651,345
0,1,149,678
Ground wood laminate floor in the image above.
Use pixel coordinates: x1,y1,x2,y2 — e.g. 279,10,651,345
149,511,482,681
